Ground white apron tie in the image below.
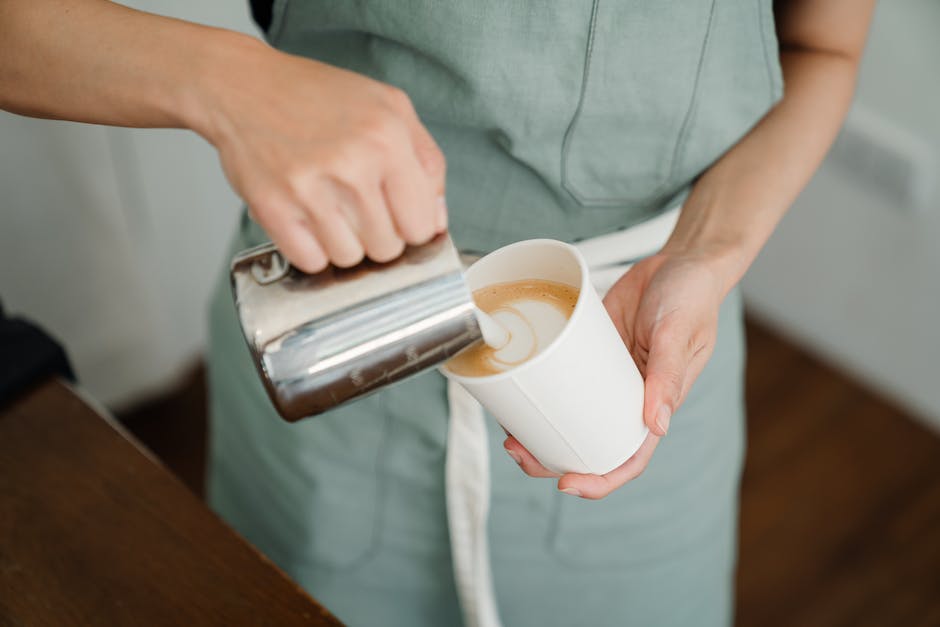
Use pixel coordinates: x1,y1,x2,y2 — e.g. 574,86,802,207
444,207,681,627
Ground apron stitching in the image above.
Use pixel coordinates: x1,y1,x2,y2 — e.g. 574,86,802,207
559,0,600,203
757,0,781,103
561,0,719,207
655,0,717,197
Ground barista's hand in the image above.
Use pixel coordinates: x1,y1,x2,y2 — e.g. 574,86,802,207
503,250,726,499
196,40,447,272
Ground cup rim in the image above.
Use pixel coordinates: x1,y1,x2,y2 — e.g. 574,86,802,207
441,238,589,383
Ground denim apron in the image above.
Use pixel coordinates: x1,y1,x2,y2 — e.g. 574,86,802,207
207,2,782,625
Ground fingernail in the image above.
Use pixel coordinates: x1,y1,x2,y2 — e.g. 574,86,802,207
560,487,582,497
656,405,672,436
436,196,448,232
505,448,522,465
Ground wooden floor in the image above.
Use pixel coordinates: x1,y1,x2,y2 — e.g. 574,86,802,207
119,319,940,626
738,322,940,627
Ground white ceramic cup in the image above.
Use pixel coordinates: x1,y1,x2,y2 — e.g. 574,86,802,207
441,239,648,475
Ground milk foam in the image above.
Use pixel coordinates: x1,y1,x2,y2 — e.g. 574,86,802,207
487,301,568,370
445,279,579,377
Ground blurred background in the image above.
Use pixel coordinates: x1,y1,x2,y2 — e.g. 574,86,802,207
1,1,937,625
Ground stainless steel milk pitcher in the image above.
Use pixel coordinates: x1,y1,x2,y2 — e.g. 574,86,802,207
230,234,483,421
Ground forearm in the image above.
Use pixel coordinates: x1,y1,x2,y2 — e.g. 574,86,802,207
662,46,862,294
0,0,256,134
663,0,877,293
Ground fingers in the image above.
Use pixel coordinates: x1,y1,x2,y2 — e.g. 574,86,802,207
406,112,447,193
503,436,560,478
643,320,696,437
336,180,405,263
245,83,445,271
386,85,447,192
295,182,364,268
556,432,661,500
247,194,329,274
383,149,440,245
384,87,448,236
602,271,644,354
679,342,713,405
407,124,448,233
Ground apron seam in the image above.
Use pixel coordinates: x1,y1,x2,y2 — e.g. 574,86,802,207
559,0,600,205
757,0,783,103
561,0,718,208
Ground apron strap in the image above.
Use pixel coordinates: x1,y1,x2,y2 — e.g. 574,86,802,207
446,378,501,627
444,205,681,627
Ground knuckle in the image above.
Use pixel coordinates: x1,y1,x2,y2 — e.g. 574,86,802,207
360,109,402,147
661,368,684,390
245,187,283,220
420,141,447,179
688,329,714,356
281,166,320,203
653,321,684,346
382,85,414,112
316,147,363,181
301,196,333,222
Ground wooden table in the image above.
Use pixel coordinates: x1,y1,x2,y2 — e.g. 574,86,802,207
0,380,341,626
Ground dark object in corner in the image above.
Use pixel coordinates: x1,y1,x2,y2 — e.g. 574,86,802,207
249,0,274,32
0,300,75,405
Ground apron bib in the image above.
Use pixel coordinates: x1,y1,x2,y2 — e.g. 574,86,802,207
250,0,782,251
208,3,774,625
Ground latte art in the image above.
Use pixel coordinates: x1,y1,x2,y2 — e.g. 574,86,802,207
446,279,579,377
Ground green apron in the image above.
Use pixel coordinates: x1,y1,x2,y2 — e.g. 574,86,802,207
208,2,782,625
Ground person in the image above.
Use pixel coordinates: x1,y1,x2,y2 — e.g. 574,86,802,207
0,1,875,624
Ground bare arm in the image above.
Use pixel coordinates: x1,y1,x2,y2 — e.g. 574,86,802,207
0,0,223,129
0,0,447,271
663,0,877,290
507,0,877,498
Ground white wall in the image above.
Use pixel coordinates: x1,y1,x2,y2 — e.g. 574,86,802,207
743,0,940,429
0,2,259,407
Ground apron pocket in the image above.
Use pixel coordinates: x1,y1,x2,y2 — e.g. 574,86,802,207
292,397,393,572
561,0,718,208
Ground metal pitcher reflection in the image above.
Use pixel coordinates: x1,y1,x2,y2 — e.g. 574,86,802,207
230,234,482,421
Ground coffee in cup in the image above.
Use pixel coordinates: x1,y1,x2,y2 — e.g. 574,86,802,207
441,239,646,475
446,279,579,377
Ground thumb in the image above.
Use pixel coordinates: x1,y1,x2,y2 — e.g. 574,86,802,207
643,325,692,437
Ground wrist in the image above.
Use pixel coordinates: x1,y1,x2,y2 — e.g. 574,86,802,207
663,237,750,296
177,29,270,144
659,203,758,297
